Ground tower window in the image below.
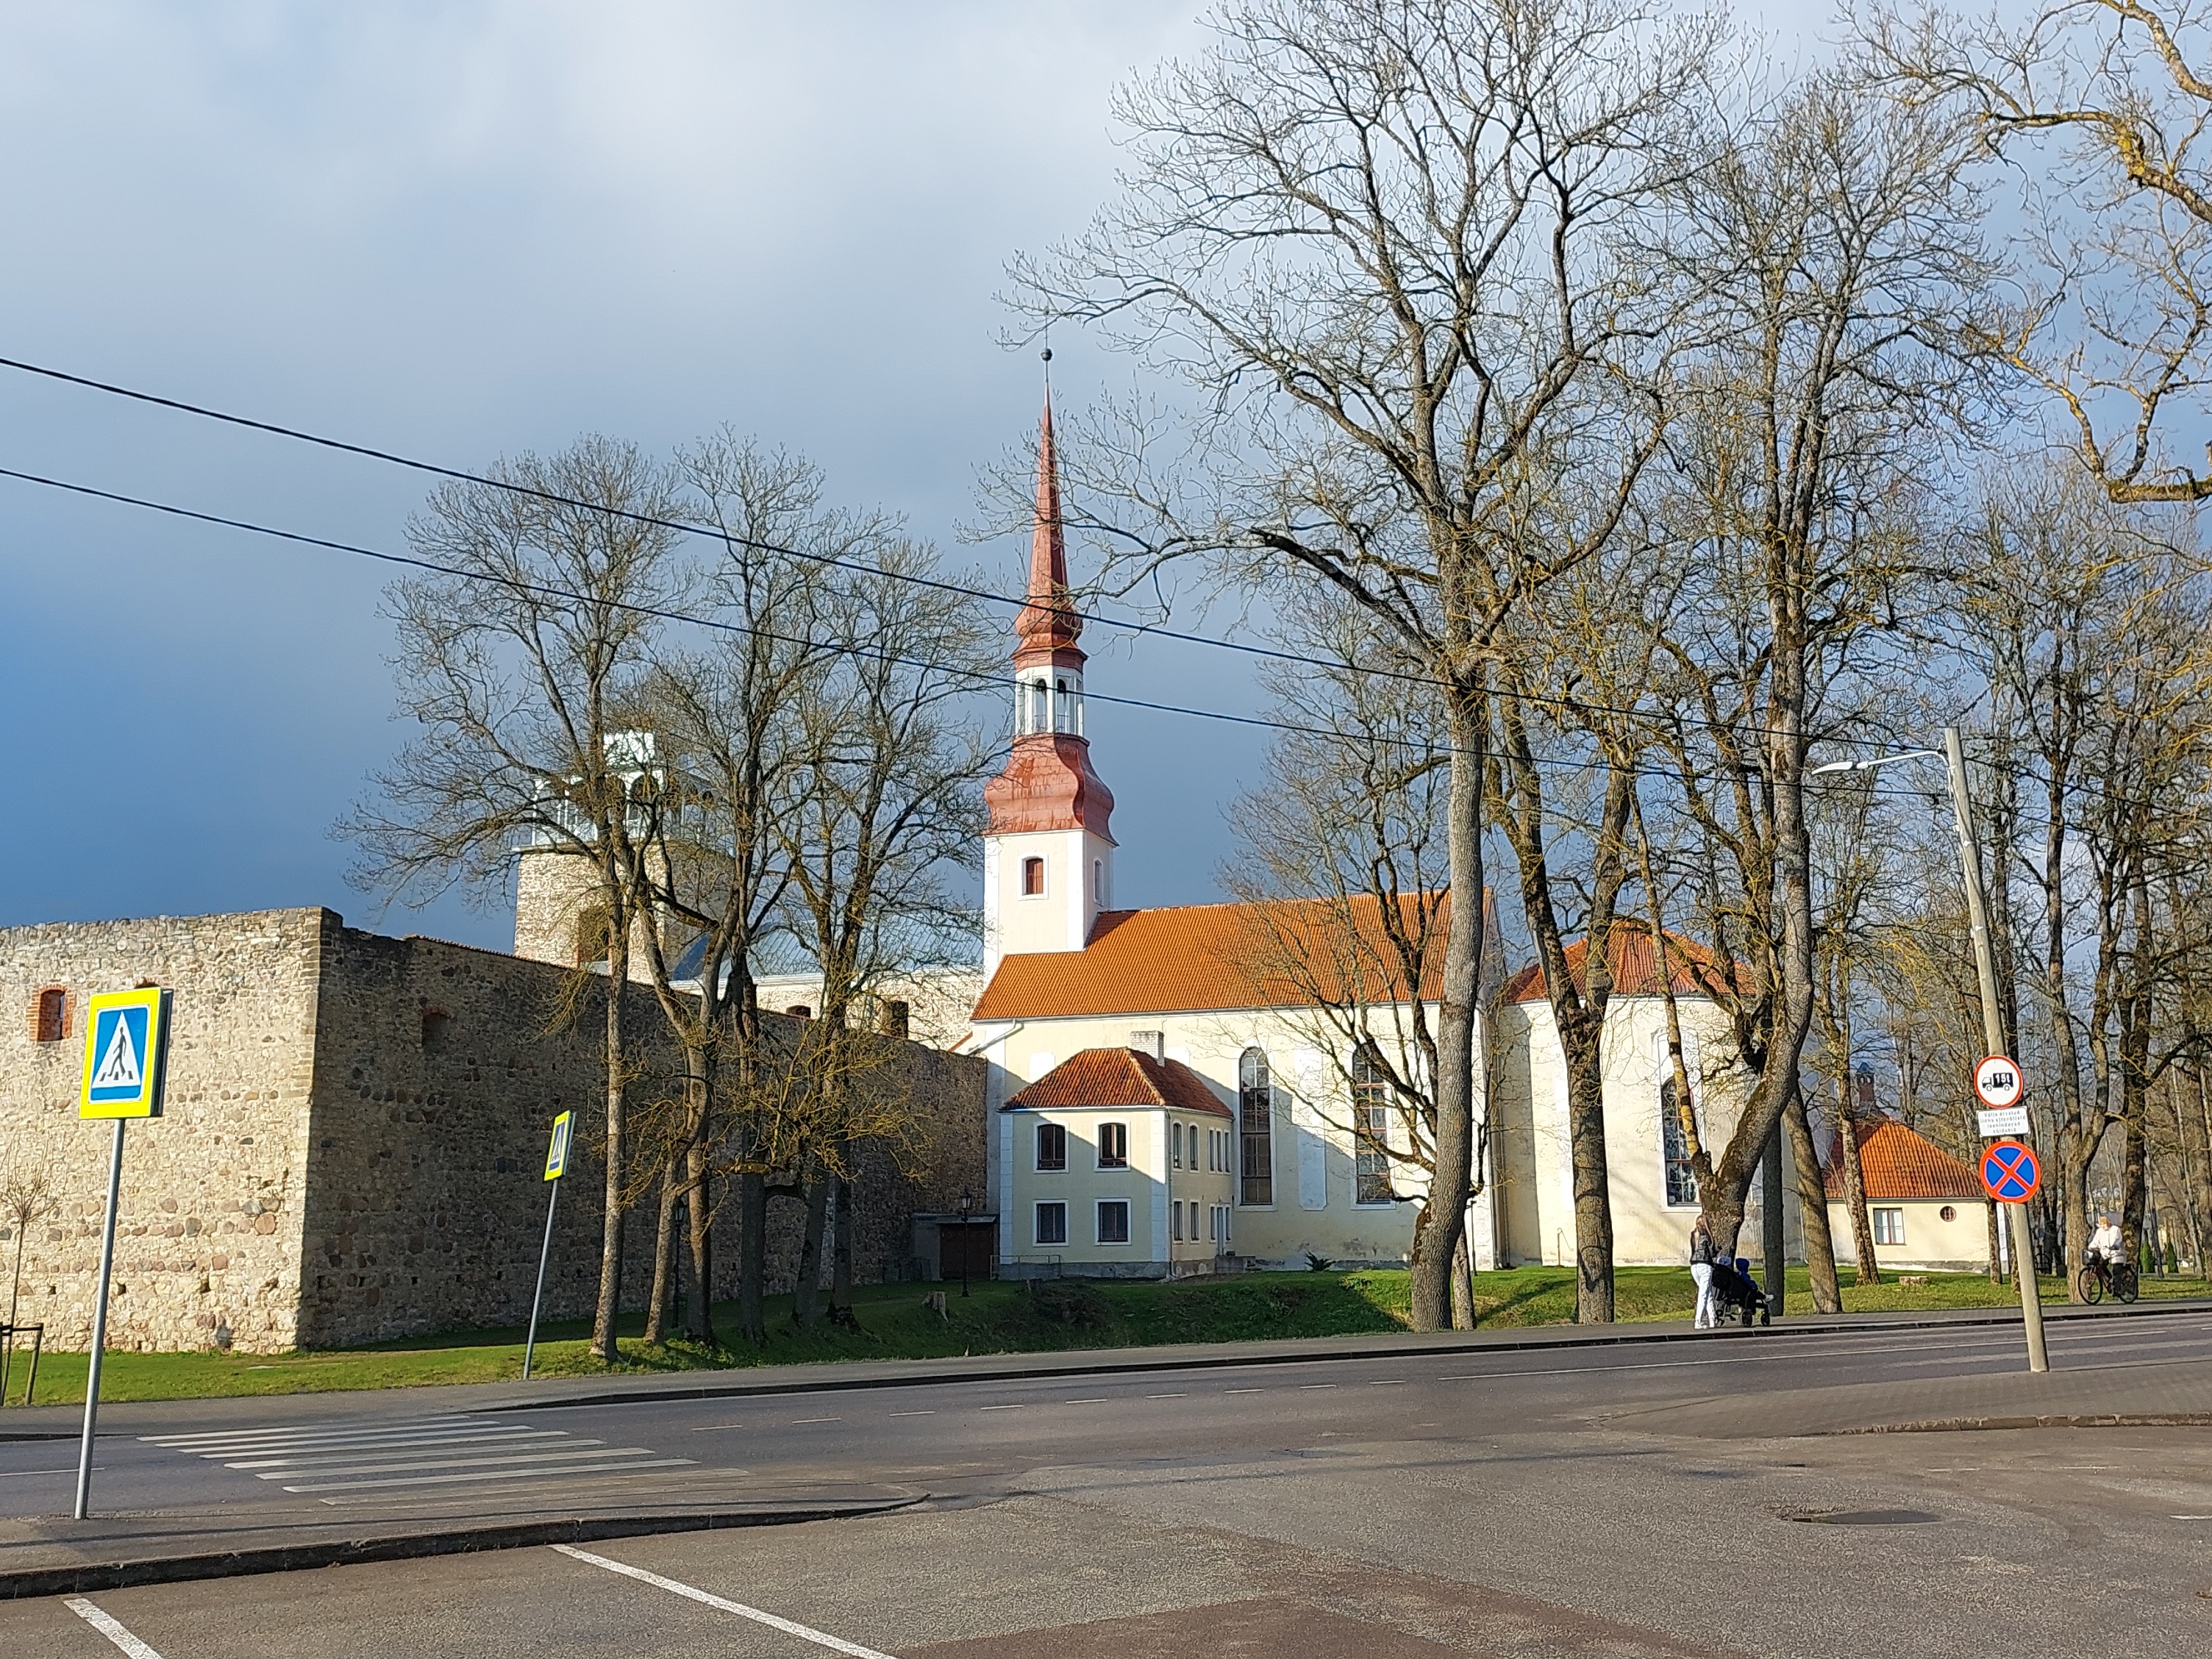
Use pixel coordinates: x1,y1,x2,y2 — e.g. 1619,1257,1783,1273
421,1009,452,1054
32,987,67,1043
1054,677,1070,732
1093,860,1104,905
1028,679,1049,732
1021,857,1045,896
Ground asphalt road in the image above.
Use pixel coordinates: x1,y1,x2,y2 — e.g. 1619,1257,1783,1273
7,1310,2212,1657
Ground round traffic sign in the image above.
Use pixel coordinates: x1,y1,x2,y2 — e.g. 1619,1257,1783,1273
1980,1141,2040,1203
1974,1055,2024,1109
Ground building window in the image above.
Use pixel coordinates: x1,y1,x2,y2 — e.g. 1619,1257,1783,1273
1173,1202,1183,1241
1938,1205,1957,1223
1021,857,1045,897
1035,1201,1068,1246
1093,859,1104,905
573,903,612,968
1097,1121,1128,1169
31,987,67,1043
1096,1199,1130,1244
1035,1122,1066,1172
1027,679,1049,733
1872,1207,1905,1246
1171,1121,1182,1169
1353,1046,1395,1205
1660,1077,1699,1207
420,1009,452,1053
1238,1048,1274,1205
1054,677,1071,732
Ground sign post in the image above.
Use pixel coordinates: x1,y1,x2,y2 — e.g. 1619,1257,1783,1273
74,987,170,1520
1946,727,2048,1374
522,1110,572,1381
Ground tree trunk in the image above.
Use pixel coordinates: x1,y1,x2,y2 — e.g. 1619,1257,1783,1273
830,1170,856,1323
1564,1041,1616,1324
682,1138,714,1343
738,1169,767,1345
1785,1085,1839,1313
1451,1226,1475,1330
591,937,627,1362
643,1166,678,1345
1835,1110,1881,1288
793,1171,831,1330
1762,1116,1788,1317
1411,680,1485,1332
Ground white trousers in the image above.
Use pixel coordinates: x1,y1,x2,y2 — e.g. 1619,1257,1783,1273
1691,1261,1717,1328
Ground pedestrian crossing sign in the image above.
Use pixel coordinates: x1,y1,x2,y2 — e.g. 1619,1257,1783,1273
79,987,170,1119
543,1110,574,1182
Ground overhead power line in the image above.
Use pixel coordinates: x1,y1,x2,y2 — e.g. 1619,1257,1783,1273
0,459,1955,802
0,350,1917,750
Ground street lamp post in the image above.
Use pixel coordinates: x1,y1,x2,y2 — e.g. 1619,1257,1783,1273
957,1188,974,1299
1810,725,2049,1374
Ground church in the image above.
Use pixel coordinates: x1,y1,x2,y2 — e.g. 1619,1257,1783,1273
964,396,1784,1279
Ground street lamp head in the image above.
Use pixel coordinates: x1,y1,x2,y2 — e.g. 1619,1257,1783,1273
958,1189,974,1218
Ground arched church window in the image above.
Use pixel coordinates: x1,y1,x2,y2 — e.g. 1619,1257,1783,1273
1028,679,1049,733
1021,857,1045,896
1352,1046,1396,1205
1237,1048,1274,1206
1054,677,1070,733
32,986,67,1043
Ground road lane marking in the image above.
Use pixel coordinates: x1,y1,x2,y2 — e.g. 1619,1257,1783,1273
64,1598,165,1659
1145,1392,1188,1399
251,1443,635,1482
1225,1388,1265,1394
1062,1397,1107,1404
1301,1383,1336,1390
889,1410,935,1416
224,1432,573,1468
979,1404,1024,1411
553,1543,896,1658
0,1465,101,1478
284,1457,692,1494
792,1418,841,1425
1369,1380,1406,1386
142,1415,479,1446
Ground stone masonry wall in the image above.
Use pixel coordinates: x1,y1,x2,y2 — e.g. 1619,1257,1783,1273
0,910,324,1355
301,924,988,1346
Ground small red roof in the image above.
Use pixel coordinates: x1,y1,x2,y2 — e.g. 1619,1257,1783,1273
974,892,1461,1021
1503,929,1732,1005
1003,1048,1232,1118
1822,1119,1983,1201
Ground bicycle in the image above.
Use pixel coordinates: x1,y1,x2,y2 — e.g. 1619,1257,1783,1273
2076,1256,2140,1305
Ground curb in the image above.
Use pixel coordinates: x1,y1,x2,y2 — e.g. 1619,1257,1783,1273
474,1297,2212,1415
0,1496,921,1600
1829,1412,2212,1436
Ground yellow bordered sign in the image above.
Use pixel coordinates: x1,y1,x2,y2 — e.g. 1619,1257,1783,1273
80,987,170,1119
543,1110,574,1181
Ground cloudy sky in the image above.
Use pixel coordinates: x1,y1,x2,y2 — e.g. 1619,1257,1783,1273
0,1,1833,953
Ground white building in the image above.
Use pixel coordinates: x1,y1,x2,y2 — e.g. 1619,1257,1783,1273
964,394,1795,1278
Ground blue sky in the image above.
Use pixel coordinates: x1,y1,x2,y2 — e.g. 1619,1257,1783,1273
0,2,1839,954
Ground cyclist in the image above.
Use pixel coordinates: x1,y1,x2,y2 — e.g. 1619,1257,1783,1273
2084,1213,2125,1291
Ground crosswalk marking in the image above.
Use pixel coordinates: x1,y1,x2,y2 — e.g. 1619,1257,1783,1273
140,1413,694,1505
65,1598,166,1659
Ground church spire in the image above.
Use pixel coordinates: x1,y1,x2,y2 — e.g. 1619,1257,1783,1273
1013,393,1082,658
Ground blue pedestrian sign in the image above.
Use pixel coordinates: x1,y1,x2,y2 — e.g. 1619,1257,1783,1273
79,988,169,1119
1980,1141,2040,1204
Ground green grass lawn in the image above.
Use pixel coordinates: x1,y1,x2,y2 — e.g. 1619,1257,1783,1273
3,1265,2202,1408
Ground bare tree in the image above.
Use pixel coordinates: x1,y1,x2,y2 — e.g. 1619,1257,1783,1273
1643,65,1987,1259
1016,0,1720,1329
345,436,685,1362
776,540,996,1328
1868,1,2212,502
1226,595,1488,1323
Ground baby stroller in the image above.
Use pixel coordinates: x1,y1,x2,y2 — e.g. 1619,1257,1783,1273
1707,1259,1770,1327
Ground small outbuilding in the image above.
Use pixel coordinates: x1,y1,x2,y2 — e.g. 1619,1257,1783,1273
1824,1119,1991,1274
999,1045,1235,1278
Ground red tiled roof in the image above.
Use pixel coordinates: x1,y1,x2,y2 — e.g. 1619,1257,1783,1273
973,893,1456,1021
1822,1119,1983,1201
1002,1048,1232,1118
1502,930,1733,1005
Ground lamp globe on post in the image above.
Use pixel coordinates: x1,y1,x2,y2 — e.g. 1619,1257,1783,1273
957,1189,975,1298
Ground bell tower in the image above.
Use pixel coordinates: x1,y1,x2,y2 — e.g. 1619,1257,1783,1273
981,388,1116,981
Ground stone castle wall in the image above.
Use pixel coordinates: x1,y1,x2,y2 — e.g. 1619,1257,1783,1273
0,907,987,1355
0,910,324,1355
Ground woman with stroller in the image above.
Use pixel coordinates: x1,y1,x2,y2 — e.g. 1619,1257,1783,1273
1689,1214,1721,1329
